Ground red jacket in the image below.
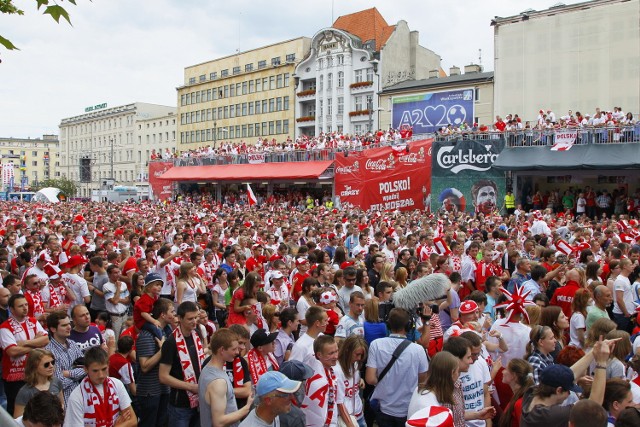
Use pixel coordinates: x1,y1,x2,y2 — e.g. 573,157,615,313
550,280,581,318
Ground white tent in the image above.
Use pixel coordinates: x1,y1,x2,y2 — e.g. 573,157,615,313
33,187,66,203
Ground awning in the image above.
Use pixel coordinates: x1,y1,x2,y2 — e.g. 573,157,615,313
159,160,333,181
493,144,640,171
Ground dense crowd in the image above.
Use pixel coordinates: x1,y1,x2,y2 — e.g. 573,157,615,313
1,197,640,427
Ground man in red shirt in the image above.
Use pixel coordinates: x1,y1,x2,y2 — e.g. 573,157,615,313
494,116,506,132
246,244,267,282
550,269,582,319
291,258,310,301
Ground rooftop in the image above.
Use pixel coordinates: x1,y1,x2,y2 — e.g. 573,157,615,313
333,7,395,51
380,71,494,94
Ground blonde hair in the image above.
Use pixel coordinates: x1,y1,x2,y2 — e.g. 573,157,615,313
24,348,54,386
524,304,541,327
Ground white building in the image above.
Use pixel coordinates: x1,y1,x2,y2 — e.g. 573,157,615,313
59,102,176,198
493,0,640,120
294,7,441,137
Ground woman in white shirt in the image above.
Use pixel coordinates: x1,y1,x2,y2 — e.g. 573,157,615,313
334,335,368,427
569,289,591,349
408,351,462,420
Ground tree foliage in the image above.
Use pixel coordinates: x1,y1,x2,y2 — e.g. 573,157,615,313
1,0,79,51
32,177,78,196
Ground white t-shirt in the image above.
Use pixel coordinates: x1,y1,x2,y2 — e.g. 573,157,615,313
63,273,90,314
569,312,586,348
289,333,317,368
460,357,491,427
103,281,130,315
488,318,531,366
296,297,312,336
301,364,344,427
334,362,363,418
407,387,441,419
335,314,365,339
613,276,634,315
63,377,132,427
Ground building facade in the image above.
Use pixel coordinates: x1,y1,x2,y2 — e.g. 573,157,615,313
294,8,442,137
0,135,59,191
493,0,640,120
176,37,311,150
378,66,494,131
59,102,176,197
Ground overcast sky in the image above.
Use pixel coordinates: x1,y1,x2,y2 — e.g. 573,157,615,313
0,0,580,138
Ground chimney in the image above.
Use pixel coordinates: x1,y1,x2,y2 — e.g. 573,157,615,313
464,64,482,74
429,69,439,79
449,66,461,76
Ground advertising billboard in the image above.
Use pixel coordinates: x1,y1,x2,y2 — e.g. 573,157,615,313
393,88,475,134
148,162,174,201
431,138,506,215
334,139,432,212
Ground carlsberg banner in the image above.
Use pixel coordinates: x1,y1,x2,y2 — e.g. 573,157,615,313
431,138,506,215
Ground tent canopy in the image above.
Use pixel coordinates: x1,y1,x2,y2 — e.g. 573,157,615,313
493,144,640,171
159,160,333,181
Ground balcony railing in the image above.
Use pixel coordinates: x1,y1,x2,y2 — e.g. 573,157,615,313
435,126,640,147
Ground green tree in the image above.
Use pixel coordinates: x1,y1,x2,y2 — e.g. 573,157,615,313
1,0,79,51
32,177,78,196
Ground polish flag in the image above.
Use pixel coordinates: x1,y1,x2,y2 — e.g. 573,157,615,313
247,184,257,207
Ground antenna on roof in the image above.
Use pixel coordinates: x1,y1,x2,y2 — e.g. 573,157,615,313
478,48,482,65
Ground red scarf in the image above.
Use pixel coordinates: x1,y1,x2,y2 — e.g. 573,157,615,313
231,357,245,387
3,317,38,381
325,367,337,427
25,289,44,317
80,377,120,427
48,283,67,308
246,348,279,385
173,326,205,408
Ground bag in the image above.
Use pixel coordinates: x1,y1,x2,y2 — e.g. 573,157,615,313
338,414,359,427
365,339,411,415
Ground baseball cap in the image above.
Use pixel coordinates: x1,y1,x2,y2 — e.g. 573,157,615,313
459,300,479,315
279,360,314,381
539,364,582,393
295,257,309,266
250,329,279,348
144,273,164,287
406,405,455,427
271,270,284,279
255,371,301,397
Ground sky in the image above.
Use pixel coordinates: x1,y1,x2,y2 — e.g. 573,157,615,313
0,0,582,138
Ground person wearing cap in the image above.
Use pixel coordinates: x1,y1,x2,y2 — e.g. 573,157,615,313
520,335,614,427
274,308,299,366
266,270,290,309
199,328,254,427
62,255,91,316
443,300,481,342
279,360,313,427
247,329,280,386
133,273,165,340
239,370,301,427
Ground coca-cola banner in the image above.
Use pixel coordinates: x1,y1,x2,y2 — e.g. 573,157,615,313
334,139,432,212
431,138,505,214
148,162,174,201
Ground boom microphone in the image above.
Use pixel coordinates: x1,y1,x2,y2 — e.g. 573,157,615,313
392,273,451,311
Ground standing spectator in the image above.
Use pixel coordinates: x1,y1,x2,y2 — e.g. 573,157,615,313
337,267,362,313
334,335,368,427
69,305,106,353
612,259,635,333
159,301,205,427
459,331,495,427
0,294,49,415
279,359,313,427
274,307,299,366
586,285,613,330
199,328,253,427
335,291,365,343
44,311,85,403
290,306,328,367
365,308,428,426
109,336,136,396
15,390,64,427
13,349,63,418
63,347,136,427
62,255,90,315
550,269,582,319
247,329,280,385
136,297,174,427
239,371,301,427
88,256,108,320
103,264,130,338
525,325,556,383
597,190,612,217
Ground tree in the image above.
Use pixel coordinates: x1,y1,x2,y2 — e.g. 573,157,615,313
1,0,79,51
32,177,78,197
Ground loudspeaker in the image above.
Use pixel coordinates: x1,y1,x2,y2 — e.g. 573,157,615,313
79,157,91,183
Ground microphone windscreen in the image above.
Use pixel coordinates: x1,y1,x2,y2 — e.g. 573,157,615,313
393,273,451,311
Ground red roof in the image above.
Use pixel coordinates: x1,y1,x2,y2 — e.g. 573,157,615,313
333,7,395,51
159,161,333,182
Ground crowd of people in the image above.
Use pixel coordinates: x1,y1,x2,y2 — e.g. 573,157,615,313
1,196,640,427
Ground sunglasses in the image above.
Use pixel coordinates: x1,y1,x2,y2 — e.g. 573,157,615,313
44,360,56,368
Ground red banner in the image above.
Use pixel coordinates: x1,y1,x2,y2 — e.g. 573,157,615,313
334,139,432,212
148,162,174,201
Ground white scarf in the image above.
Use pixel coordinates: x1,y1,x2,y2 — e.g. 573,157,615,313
173,326,205,408
80,376,121,427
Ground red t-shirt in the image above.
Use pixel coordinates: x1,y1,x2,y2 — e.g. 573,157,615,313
122,256,138,276
291,272,310,301
120,326,138,352
550,280,581,319
133,293,157,330
325,309,339,335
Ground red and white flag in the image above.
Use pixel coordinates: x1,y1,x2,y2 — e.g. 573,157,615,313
247,184,257,207
550,131,578,151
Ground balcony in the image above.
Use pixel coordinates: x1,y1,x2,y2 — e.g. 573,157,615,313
296,116,315,127
296,89,316,98
349,110,371,122
350,81,374,92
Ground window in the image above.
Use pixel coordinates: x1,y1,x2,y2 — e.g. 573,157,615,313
276,97,282,111
224,85,229,97
262,100,267,113
276,74,283,88
196,91,201,103
242,125,247,138
338,71,344,88
230,105,235,118
269,76,275,90
271,57,280,66
206,89,212,101
255,101,261,114
337,97,344,114
221,69,228,77
230,84,235,97
245,63,253,72
269,121,275,134
286,53,295,62
242,82,247,95
354,70,363,83
263,77,268,90
318,59,323,69
475,87,480,101
283,119,289,134
32,161,38,166
233,66,241,75
248,124,253,138
229,127,234,138
256,78,261,92
327,73,333,89
269,98,275,112
284,73,290,87
366,95,373,109
236,83,241,95
249,80,255,93
366,67,374,82
319,100,323,117
327,98,332,115
189,77,196,84
210,72,217,80
355,95,363,111
242,103,247,116
180,94,186,106
338,55,344,65
319,75,323,91
283,96,289,110
223,106,229,119
255,123,260,136
327,56,333,67
258,60,267,69
249,102,254,115
262,122,267,135
199,74,206,82
276,120,282,134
